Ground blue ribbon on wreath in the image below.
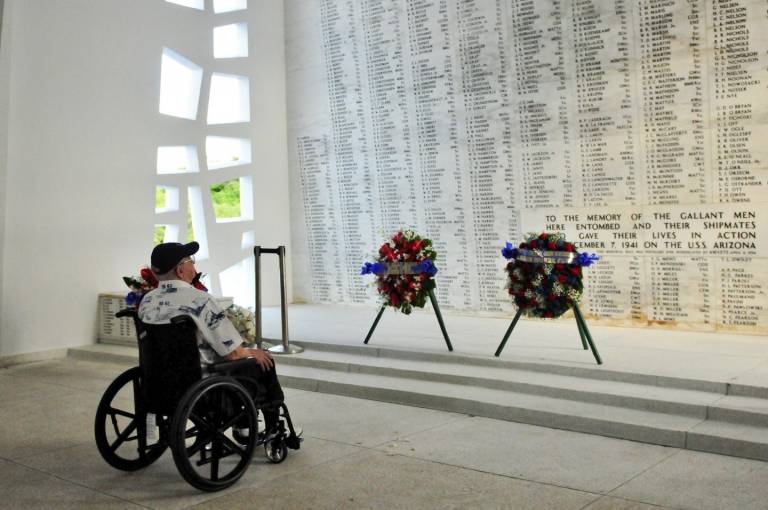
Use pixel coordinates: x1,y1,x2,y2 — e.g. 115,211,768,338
412,259,438,277
360,262,387,275
576,253,600,267
501,242,519,260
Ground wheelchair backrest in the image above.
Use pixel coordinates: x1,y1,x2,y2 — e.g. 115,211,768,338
118,309,203,415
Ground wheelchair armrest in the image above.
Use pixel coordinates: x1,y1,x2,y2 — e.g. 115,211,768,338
116,308,138,319
208,357,257,374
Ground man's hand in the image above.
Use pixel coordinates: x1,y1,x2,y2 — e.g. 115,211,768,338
248,348,274,371
224,346,274,371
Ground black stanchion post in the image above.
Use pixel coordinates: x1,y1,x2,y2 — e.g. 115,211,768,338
363,305,386,345
253,246,262,347
494,308,523,357
428,289,453,352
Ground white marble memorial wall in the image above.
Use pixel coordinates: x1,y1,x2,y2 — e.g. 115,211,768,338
286,0,767,334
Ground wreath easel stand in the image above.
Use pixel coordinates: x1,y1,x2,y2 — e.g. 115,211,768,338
363,287,453,352
494,303,601,364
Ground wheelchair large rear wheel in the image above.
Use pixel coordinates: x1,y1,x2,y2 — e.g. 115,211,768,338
170,377,258,492
95,367,167,471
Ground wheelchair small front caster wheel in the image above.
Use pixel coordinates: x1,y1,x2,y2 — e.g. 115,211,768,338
265,438,287,463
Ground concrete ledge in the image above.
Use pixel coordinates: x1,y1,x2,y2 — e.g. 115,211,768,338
0,347,68,368
67,346,136,365
289,376,688,448
292,340,728,394
69,342,768,461
687,433,768,462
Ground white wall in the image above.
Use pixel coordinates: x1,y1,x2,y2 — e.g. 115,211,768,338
0,0,9,347
0,0,290,357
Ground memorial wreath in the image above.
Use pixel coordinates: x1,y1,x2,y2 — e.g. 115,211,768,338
502,232,599,318
361,230,439,315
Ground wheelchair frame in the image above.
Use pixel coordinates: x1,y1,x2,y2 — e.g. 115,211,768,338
94,309,300,492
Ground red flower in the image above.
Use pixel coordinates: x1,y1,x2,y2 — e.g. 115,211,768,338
530,240,538,248
540,233,549,240
570,267,581,276
547,294,557,301
547,242,556,250
555,263,565,270
558,275,567,283
379,243,397,262
389,293,399,306
564,243,574,252
140,268,159,288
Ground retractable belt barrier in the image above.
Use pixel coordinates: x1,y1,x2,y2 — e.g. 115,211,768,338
253,246,303,354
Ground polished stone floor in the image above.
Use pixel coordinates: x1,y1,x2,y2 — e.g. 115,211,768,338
2,358,768,509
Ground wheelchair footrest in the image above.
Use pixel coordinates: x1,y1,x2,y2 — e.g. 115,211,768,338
285,435,302,450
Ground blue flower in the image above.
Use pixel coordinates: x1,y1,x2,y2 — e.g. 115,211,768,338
576,253,599,267
125,291,139,306
501,242,519,260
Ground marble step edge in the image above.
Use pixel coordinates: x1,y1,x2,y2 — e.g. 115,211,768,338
276,354,768,427
75,344,768,428
285,340,768,399
276,369,768,463
100,337,768,399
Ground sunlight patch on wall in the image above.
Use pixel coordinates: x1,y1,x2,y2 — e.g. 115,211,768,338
205,136,252,169
214,22,249,59
159,48,202,120
207,73,250,124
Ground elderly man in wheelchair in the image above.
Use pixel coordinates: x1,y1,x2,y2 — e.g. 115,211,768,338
95,242,301,492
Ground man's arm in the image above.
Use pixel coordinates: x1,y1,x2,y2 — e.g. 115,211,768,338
192,294,275,371
225,345,274,371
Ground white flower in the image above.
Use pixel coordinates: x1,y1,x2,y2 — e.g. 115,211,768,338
225,304,256,343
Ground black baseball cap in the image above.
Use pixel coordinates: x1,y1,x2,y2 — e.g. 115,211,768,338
151,242,199,274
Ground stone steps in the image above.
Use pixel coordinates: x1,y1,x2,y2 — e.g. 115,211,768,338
72,341,768,461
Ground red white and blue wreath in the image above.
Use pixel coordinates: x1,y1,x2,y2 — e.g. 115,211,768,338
361,230,438,315
502,232,599,318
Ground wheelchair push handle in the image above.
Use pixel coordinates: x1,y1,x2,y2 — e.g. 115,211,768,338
116,308,138,319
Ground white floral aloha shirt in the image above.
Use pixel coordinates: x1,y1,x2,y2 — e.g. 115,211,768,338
138,280,242,365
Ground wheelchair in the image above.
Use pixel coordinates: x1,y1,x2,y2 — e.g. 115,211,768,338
94,309,301,492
